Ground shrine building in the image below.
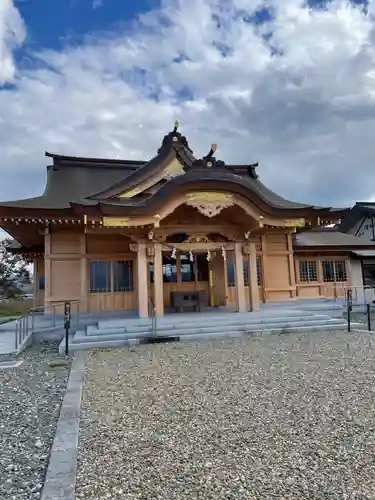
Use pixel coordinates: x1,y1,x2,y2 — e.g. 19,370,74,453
0,123,373,317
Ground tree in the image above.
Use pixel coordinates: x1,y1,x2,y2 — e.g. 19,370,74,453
0,238,31,299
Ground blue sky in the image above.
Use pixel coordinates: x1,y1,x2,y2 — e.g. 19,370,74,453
1,0,375,210
15,0,161,53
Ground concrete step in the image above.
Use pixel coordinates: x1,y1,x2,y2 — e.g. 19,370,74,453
93,310,324,331
76,318,346,344
61,322,358,354
89,313,338,335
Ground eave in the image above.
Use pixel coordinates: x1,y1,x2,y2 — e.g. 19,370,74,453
45,152,144,170
70,174,348,221
293,244,375,252
339,202,375,232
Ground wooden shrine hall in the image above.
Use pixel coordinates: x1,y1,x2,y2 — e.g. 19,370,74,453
0,122,358,317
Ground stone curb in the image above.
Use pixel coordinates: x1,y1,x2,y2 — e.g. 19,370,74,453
41,351,87,500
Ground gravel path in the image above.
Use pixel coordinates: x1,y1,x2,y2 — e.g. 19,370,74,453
0,344,71,500
76,332,375,499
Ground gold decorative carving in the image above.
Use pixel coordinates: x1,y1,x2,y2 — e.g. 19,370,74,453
103,217,130,227
119,159,184,198
129,244,138,252
185,192,234,218
186,235,211,243
119,188,140,199
282,218,306,228
153,213,161,228
164,160,184,179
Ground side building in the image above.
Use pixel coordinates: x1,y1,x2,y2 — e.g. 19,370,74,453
0,124,373,316
338,202,375,290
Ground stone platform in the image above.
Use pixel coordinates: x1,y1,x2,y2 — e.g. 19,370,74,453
59,300,353,353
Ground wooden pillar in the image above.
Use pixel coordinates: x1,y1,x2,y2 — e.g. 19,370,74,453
234,242,246,313
287,231,297,298
80,233,88,313
260,234,267,302
44,230,51,313
32,258,38,308
153,243,164,316
248,243,260,311
137,243,149,318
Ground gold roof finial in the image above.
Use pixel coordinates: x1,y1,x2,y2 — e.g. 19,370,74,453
211,143,217,152
173,120,179,132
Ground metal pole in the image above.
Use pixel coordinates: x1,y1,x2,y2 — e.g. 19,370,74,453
64,302,71,357
367,303,371,331
65,325,69,356
347,305,351,332
347,288,352,332
15,321,19,350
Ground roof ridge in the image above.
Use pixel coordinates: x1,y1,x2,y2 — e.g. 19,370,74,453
45,152,145,167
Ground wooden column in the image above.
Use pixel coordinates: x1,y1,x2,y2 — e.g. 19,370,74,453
80,234,88,313
32,258,38,308
153,243,164,316
44,230,51,313
234,242,246,313
260,234,267,302
287,231,297,298
137,243,149,318
248,243,260,311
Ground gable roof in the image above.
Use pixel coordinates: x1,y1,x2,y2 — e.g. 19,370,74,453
338,202,375,232
293,227,375,249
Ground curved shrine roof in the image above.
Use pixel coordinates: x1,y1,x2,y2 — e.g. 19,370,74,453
0,125,348,219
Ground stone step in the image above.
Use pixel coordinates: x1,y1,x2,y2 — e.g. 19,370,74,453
93,309,324,331
76,318,346,343
61,322,357,354
89,312,337,335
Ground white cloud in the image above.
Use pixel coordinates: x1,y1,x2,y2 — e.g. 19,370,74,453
0,0,26,84
0,0,375,208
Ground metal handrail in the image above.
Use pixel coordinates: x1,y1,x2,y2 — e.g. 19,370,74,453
47,300,81,328
14,300,81,352
148,296,156,337
344,285,375,305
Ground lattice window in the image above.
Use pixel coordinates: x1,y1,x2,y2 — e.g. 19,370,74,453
322,260,347,282
227,254,235,286
299,260,318,283
90,260,134,293
256,256,261,287
243,259,249,286
233,256,261,287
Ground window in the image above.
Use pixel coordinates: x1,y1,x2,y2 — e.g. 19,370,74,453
226,254,235,286
299,260,318,283
38,275,45,292
196,254,209,281
228,255,261,287
256,256,261,287
90,261,111,292
243,259,249,286
180,255,195,282
89,260,134,293
113,260,133,292
162,256,177,283
322,260,347,282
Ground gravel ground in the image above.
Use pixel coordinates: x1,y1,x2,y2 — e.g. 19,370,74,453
76,331,375,499
0,344,71,500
